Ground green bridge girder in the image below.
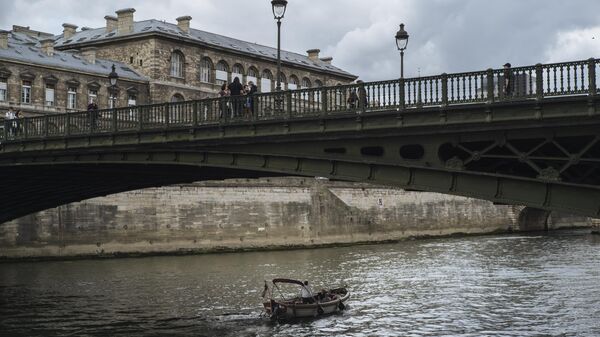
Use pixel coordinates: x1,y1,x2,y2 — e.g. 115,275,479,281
1,95,600,223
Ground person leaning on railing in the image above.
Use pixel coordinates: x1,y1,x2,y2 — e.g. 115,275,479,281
357,80,368,109
218,83,231,119
503,63,512,98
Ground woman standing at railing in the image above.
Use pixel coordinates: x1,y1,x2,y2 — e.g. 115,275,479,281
218,83,230,119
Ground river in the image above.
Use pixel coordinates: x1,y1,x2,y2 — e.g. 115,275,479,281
1,231,600,337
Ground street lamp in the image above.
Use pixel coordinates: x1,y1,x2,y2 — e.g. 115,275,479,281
108,64,119,108
395,23,409,79
271,0,287,92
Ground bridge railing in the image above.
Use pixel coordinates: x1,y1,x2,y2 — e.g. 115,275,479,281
1,58,598,143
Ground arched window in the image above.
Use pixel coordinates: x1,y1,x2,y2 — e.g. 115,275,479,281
248,67,258,78
232,64,244,82
261,69,273,93
247,66,259,86
278,73,287,90
171,94,184,102
199,57,213,83
301,77,311,89
288,75,299,90
170,51,184,78
216,61,229,86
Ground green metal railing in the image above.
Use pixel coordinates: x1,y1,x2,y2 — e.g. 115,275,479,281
1,58,598,142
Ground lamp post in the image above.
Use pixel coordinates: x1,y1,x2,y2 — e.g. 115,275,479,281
108,64,119,108
395,23,409,79
271,0,287,92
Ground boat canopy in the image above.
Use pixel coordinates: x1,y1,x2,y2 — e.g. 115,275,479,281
272,278,305,286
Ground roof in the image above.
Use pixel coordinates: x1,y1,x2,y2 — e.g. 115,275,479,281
53,19,357,79
0,31,147,82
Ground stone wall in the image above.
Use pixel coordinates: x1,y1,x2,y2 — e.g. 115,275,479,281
0,178,592,260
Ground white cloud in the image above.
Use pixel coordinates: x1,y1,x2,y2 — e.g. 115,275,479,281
544,26,600,63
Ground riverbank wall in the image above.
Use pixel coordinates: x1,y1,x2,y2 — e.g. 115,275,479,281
0,178,593,260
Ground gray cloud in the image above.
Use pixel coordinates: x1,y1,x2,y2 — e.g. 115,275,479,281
2,0,600,81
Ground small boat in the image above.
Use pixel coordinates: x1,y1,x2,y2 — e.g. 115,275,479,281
261,278,350,319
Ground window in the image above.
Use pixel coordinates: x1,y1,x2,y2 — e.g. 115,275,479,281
67,87,77,109
199,58,212,83
170,51,184,78
301,78,311,89
260,70,272,93
171,94,184,102
21,81,32,104
128,94,137,107
0,79,6,102
247,67,258,86
288,75,299,90
88,89,97,104
278,73,286,90
232,64,244,82
45,84,55,106
109,92,118,108
216,61,229,86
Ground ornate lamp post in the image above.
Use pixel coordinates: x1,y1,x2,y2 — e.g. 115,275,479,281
271,0,287,92
395,23,409,79
108,64,119,108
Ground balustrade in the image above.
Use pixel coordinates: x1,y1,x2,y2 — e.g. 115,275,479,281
1,58,597,142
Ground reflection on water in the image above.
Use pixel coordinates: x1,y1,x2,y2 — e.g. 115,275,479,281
1,231,600,336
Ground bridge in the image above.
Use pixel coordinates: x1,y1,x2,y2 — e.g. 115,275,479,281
2,58,600,224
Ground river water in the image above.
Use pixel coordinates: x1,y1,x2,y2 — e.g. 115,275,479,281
1,231,600,337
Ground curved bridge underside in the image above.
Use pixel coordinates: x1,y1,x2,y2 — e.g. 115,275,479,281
2,96,600,222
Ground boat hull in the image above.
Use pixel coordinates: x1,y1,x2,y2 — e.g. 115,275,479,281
264,288,350,319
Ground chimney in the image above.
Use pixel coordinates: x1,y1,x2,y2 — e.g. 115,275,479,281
116,8,136,35
81,47,97,64
0,30,8,49
40,39,54,56
105,15,118,32
176,16,192,33
320,57,333,64
62,23,77,40
307,49,320,61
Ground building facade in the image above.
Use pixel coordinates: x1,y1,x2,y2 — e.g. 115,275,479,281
0,27,149,117
0,7,357,118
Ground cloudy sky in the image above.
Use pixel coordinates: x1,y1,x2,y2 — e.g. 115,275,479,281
2,0,600,81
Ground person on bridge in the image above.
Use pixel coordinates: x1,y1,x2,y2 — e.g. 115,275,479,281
503,62,512,98
218,83,231,119
87,99,99,131
228,77,243,118
357,80,368,110
246,81,258,116
347,89,359,109
4,107,16,137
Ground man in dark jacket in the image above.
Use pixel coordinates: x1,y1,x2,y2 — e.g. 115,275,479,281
247,81,258,115
228,77,243,117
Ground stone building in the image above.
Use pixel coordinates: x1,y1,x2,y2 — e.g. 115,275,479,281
0,27,149,116
52,8,357,103
0,7,357,118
